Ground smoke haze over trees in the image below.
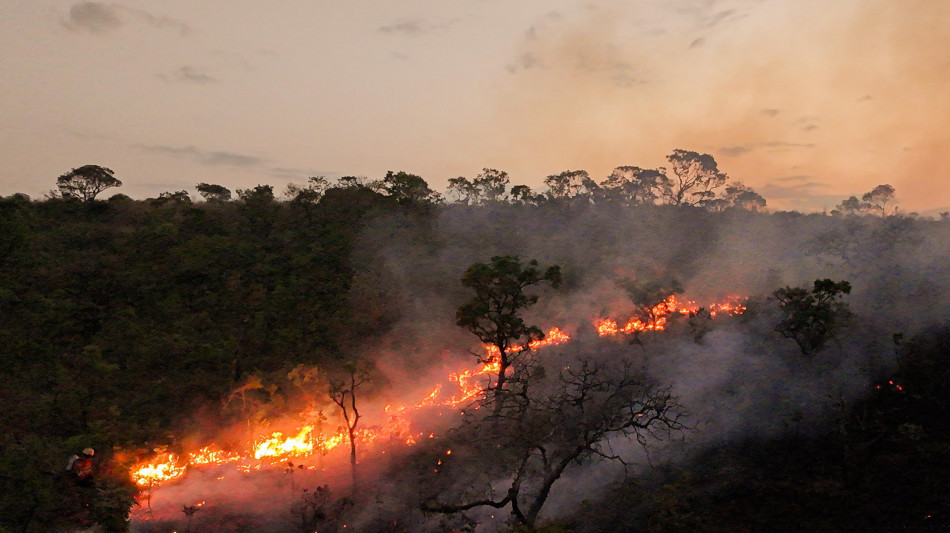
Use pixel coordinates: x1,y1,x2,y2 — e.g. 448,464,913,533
1,154,950,531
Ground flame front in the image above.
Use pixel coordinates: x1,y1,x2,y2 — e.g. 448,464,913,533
597,295,746,336
131,453,186,487
129,296,744,489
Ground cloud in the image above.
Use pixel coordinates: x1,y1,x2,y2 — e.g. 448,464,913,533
64,2,121,34
136,144,264,168
63,2,189,35
506,53,542,73
136,144,334,183
378,19,427,35
720,141,816,157
759,176,844,210
160,66,217,85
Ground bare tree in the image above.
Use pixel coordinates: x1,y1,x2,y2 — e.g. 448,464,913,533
421,355,685,529
328,363,366,489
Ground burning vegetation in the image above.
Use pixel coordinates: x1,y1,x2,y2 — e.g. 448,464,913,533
4,174,950,532
129,293,746,494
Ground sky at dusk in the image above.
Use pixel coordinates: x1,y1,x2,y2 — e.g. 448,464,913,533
2,0,948,213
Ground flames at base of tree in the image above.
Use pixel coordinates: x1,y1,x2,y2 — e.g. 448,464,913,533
129,294,746,489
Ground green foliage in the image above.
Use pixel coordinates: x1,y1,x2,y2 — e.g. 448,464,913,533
456,256,562,370
774,279,852,355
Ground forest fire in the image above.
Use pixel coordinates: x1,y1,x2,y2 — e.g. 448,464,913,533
129,295,745,490
131,453,187,487
597,295,746,336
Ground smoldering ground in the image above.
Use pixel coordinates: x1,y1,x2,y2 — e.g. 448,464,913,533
131,203,950,531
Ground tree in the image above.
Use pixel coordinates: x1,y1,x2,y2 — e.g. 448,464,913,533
379,171,440,206
151,190,192,206
618,277,684,341
862,184,897,217
237,184,275,205
421,354,686,529
706,182,767,212
663,150,727,207
455,256,561,400
543,170,598,201
328,363,367,490
56,165,122,202
335,175,370,189
446,177,478,205
774,279,852,355
447,169,511,205
473,168,510,203
509,184,543,206
196,183,232,202
599,166,671,206
286,177,329,225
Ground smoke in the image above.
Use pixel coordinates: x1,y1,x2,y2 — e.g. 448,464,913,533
484,0,950,213
130,202,950,531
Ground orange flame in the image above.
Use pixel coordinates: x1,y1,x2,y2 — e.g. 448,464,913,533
254,426,315,460
597,295,746,336
131,453,186,487
128,296,743,489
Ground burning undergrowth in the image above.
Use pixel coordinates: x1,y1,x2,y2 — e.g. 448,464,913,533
124,203,950,531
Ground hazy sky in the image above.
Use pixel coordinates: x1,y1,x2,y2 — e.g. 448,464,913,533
2,0,948,213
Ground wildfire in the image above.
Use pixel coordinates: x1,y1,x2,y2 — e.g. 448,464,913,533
596,295,746,336
131,453,186,487
129,295,744,489
189,445,241,466
254,426,315,460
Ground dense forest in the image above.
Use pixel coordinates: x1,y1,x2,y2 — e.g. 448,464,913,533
2,157,949,532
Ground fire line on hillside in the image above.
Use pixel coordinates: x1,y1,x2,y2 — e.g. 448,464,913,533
129,294,747,492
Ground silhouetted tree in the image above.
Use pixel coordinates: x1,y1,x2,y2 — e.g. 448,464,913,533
379,171,440,206
862,184,897,217
473,168,510,203
151,190,192,206
509,184,543,206
543,170,597,201
446,176,478,205
196,182,232,202
706,182,767,212
663,149,727,207
56,164,122,202
599,166,670,206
